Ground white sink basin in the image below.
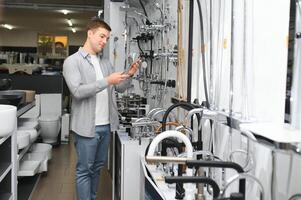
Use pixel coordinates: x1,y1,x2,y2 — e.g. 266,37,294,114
0,104,17,137
29,143,52,160
17,131,30,150
17,129,38,143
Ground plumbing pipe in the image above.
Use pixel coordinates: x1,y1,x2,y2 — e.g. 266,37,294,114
178,149,221,199
153,109,166,119
221,173,264,200
196,168,206,200
229,0,235,119
146,156,189,164
185,108,217,125
162,102,199,132
161,102,203,159
134,117,151,123
209,0,214,108
147,107,164,118
184,107,217,152
131,120,161,128
146,130,194,200
155,122,180,134
241,0,248,120
123,11,129,71
215,0,226,110
186,160,245,198
146,130,193,160
152,109,167,120
185,108,203,122
289,194,301,200
147,108,176,124
127,16,140,32
134,10,151,24
186,160,244,173
196,0,210,108
187,0,194,102
236,127,257,173
165,176,220,199
154,2,164,24
228,149,253,172
175,125,193,140
178,150,215,160
239,129,257,142
138,0,151,25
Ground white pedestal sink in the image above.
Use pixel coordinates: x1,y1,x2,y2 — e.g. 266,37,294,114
0,104,17,137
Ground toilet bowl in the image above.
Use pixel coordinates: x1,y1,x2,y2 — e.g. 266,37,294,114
39,114,60,144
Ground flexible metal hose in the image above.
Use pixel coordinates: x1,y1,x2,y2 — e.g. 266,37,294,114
196,0,210,108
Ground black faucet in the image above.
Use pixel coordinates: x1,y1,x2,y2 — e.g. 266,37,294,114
165,176,220,199
186,160,245,200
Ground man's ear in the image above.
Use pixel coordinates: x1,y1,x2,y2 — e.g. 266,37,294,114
87,30,93,37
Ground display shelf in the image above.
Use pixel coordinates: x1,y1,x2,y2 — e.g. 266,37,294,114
0,101,36,200
17,102,35,117
0,133,12,146
0,135,11,185
17,161,40,177
114,132,151,200
17,129,41,163
0,164,12,183
0,169,12,200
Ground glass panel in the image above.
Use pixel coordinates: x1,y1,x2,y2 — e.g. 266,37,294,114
37,34,54,57
37,34,68,59
54,36,68,58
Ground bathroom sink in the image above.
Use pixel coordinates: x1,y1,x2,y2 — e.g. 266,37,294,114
0,105,17,137
17,129,38,143
30,143,52,160
0,90,26,107
17,130,30,150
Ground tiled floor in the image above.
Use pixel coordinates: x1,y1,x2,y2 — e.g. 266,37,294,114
31,136,112,200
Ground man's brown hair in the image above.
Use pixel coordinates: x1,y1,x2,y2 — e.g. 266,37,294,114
86,16,111,32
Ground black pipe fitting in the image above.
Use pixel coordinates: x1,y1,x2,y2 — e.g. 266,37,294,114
186,160,244,173
186,160,245,200
165,176,220,198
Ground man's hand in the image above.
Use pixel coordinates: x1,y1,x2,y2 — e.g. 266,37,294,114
127,59,142,76
106,72,129,85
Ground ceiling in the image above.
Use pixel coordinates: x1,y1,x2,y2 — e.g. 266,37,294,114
0,0,103,33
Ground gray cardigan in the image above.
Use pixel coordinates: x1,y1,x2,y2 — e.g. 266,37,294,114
63,47,131,137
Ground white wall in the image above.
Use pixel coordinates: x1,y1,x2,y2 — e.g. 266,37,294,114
0,29,86,47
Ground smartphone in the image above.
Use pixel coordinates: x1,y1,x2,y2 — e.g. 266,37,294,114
124,58,142,75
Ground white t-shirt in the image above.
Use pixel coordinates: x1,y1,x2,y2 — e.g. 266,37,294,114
90,55,109,125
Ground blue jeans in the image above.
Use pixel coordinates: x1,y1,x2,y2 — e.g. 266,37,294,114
74,124,111,200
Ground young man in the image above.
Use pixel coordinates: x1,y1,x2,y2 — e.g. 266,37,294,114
63,17,140,200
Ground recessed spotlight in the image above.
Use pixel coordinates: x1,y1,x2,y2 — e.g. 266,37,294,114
98,9,103,17
61,9,70,15
67,19,73,27
71,28,76,33
1,24,13,30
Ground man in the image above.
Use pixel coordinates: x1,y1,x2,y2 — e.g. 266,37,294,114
63,17,140,200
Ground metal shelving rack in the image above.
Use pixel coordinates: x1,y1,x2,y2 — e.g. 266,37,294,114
0,102,35,200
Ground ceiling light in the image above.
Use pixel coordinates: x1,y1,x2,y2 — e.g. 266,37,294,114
1,24,13,30
71,28,76,33
67,19,73,27
98,9,103,17
61,9,70,15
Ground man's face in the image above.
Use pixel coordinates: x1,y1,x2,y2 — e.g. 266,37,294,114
88,27,110,53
